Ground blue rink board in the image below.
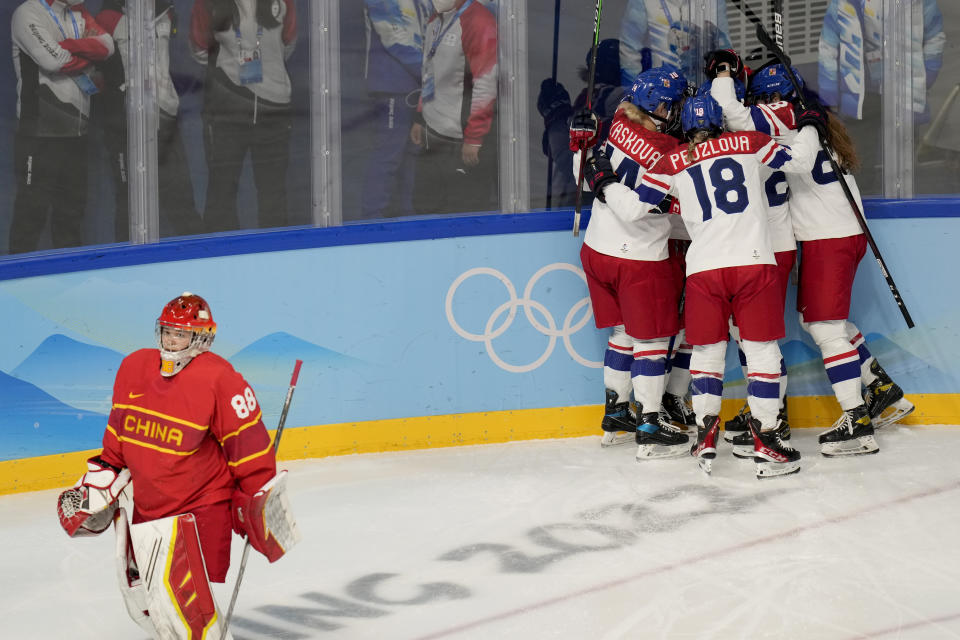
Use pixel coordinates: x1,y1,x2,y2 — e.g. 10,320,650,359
1,205,959,460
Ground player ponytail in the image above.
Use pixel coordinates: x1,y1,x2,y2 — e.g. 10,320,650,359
826,112,860,173
685,130,712,164
617,102,658,130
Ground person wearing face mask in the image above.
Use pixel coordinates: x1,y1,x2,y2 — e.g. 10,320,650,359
190,0,298,233
360,0,431,219
9,0,114,254
95,0,203,242
410,0,498,215
55,293,299,639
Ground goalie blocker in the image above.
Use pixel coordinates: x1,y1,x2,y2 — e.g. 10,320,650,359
231,471,301,563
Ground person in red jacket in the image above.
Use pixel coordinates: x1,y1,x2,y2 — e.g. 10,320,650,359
9,0,114,254
410,0,498,215
57,292,298,639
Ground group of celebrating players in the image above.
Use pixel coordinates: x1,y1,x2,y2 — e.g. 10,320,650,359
572,48,915,478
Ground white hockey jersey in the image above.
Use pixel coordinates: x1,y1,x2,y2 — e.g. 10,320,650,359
575,110,680,261
710,76,865,242
631,128,820,275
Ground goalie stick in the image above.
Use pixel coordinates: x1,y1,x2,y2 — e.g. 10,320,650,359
219,359,303,640
573,0,604,237
728,0,915,329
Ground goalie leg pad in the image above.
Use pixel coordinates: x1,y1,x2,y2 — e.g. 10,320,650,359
233,471,301,563
129,514,233,640
114,507,158,638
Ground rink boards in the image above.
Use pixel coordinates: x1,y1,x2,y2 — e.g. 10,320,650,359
1,208,958,494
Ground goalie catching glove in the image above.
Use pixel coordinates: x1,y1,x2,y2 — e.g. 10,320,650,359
57,456,131,537
232,471,301,562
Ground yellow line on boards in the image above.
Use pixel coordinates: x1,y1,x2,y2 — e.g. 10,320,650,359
2,394,956,495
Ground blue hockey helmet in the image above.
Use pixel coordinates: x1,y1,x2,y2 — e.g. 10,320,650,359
624,65,689,114
681,95,724,139
697,77,746,102
747,63,804,102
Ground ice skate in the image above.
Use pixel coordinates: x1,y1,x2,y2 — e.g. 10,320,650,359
732,409,789,459
661,392,696,434
723,401,751,443
820,404,879,457
690,415,720,474
636,412,689,460
749,418,801,479
864,361,914,429
601,390,636,447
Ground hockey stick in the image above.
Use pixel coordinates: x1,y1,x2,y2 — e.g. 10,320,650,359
572,0,604,237
727,0,913,328
219,359,304,639
751,25,914,329
546,0,561,209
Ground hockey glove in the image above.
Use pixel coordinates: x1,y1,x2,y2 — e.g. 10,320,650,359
537,78,573,126
57,456,131,537
795,102,829,138
585,151,618,203
652,195,676,215
704,49,743,80
569,108,600,152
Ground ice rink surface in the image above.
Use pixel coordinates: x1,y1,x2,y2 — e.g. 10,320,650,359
3,425,960,639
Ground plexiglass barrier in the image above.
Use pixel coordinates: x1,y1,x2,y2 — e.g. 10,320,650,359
0,0,957,257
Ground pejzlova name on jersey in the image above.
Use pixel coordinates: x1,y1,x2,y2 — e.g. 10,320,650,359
608,120,665,167
667,133,758,172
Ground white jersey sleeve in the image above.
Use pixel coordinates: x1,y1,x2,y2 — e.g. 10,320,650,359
12,3,73,73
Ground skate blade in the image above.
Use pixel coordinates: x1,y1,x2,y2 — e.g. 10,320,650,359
601,431,634,447
821,435,880,457
636,443,689,460
755,459,800,479
872,399,915,429
731,445,754,459
696,453,715,475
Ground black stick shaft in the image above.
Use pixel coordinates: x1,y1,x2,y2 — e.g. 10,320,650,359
546,0,561,210
219,359,304,639
749,16,914,328
573,0,604,237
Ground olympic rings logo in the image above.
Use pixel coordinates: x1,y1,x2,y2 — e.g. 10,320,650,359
445,263,602,373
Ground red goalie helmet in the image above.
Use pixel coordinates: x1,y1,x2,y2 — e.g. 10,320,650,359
156,292,217,376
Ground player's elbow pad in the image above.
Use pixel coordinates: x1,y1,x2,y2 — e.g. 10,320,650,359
232,471,301,562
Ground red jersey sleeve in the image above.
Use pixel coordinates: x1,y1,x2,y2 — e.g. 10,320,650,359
189,0,216,58
282,0,297,46
211,368,277,494
99,355,135,471
460,4,498,146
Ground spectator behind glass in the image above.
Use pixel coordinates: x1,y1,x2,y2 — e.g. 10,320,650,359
818,0,945,195
361,0,431,219
9,0,114,254
190,0,297,233
410,0,497,216
95,0,202,242
536,38,626,208
619,0,730,85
